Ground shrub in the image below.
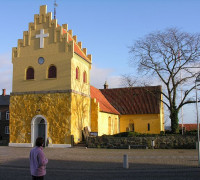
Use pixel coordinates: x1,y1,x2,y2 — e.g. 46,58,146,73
184,130,197,136
114,132,159,137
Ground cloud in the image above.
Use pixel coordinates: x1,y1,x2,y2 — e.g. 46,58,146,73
90,65,121,89
0,53,12,94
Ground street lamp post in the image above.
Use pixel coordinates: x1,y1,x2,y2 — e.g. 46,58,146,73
195,73,200,167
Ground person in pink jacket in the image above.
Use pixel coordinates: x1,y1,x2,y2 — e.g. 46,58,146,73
30,137,48,180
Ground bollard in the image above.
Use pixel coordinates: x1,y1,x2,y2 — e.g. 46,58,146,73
151,140,155,149
123,154,129,169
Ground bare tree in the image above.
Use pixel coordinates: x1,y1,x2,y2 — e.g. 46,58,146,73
121,74,152,87
121,74,138,87
129,28,200,133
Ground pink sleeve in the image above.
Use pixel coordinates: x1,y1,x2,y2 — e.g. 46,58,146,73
38,151,48,166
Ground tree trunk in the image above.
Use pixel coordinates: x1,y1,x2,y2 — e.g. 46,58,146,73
170,105,179,133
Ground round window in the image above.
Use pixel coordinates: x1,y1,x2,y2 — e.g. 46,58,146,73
38,57,45,65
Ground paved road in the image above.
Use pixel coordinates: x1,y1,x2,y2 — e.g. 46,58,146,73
0,147,199,179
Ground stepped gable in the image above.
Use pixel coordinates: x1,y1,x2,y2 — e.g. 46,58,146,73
12,5,92,64
90,86,120,115
100,86,161,115
62,28,90,62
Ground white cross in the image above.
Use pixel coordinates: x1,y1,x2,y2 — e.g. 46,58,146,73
35,29,49,48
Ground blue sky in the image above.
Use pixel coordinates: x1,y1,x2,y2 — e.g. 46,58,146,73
0,0,200,124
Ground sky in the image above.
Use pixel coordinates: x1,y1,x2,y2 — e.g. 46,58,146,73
0,0,200,125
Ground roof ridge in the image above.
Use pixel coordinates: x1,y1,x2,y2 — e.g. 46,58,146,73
100,85,162,90
100,86,161,114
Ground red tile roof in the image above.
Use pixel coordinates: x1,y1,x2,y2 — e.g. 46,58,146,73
179,124,199,131
90,86,120,115
100,86,162,115
62,28,89,62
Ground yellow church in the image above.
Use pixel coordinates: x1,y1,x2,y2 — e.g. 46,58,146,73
9,5,164,148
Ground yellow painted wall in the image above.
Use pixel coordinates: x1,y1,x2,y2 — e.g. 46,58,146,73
90,98,99,132
98,112,119,136
71,54,91,95
71,93,90,143
9,93,71,144
120,114,162,134
70,54,91,143
12,12,73,93
90,98,119,136
160,94,165,131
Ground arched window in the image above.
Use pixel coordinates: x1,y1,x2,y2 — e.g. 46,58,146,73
26,67,34,80
76,67,79,80
108,117,112,134
83,71,87,83
148,123,150,131
48,65,57,78
129,123,134,132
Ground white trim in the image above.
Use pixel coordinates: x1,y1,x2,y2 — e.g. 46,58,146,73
31,115,48,146
6,111,9,120
9,143,33,147
50,144,72,148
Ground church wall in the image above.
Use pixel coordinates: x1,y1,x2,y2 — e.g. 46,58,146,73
71,93,90,143
9,93,71,144
120,114,162,134
98,112,119,136
90,98,99,132
71,54,91,95
12,49,72,93
70,53,91,143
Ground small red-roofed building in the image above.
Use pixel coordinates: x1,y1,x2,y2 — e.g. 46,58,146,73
90,84,164,136
179,124,199,131
100,85,164,134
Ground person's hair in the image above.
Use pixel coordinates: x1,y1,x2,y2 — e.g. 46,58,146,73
36,137,44,147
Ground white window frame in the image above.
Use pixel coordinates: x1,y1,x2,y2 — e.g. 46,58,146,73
6,111,9,120
5,126,9,134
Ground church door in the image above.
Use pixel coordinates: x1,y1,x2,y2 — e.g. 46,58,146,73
38,119,46,147
31,115,48,147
